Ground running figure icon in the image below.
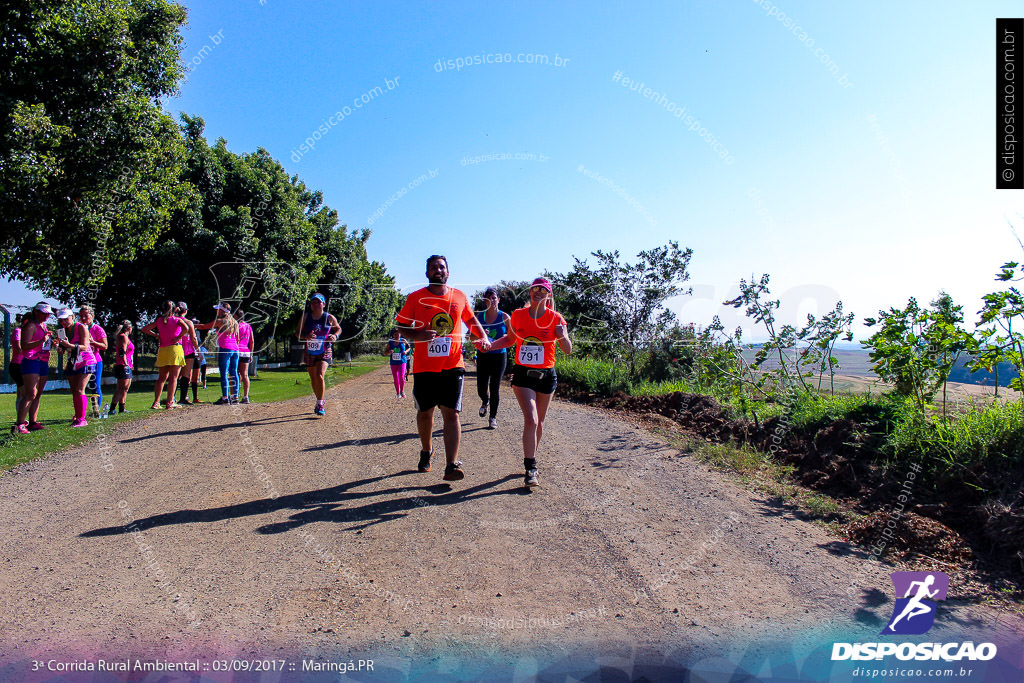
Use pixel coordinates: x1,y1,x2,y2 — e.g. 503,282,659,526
882,571,949,635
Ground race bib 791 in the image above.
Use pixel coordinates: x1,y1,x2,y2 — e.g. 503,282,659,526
517,343,544,366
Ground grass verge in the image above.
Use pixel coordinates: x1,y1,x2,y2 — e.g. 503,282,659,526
648,425,854,532
0,357,386,475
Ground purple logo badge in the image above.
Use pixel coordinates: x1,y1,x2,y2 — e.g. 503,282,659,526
882,571,949,635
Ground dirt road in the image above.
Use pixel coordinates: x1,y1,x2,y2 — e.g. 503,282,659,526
0,367,1018,674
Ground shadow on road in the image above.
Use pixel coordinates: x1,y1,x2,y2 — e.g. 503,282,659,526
79,472,522,538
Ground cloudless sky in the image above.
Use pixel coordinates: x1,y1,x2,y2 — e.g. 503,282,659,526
5,1,1024,340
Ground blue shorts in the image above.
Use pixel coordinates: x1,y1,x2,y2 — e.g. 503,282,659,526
20,358,50,376
65,363,97,377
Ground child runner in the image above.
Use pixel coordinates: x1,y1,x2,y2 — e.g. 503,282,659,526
107,320,135,414
475,287,511,429
487,277,572,487
195,336,209,391
54,307,95,427
141,300,188,410
297,293,340,416
235,309,254,403
14,303,54,433
384,329,411,398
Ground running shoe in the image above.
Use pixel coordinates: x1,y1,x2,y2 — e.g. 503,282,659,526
525,468,539,487
166,402,179,410
230,395,239,404
488,417,497,429
150,402,161,410
14,423,29,435
180,398,192,406
240,397,250,404
71,418,88,428
192,398,204,404
27,421,45,431
400,392,406,398
417,450,433,472
314,400,325,416
443,461,465,481
479,401,487,417
214,397,230,405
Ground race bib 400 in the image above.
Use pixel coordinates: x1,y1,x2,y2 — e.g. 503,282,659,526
427,336,453,358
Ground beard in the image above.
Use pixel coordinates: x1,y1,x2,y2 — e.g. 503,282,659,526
428,273,448,285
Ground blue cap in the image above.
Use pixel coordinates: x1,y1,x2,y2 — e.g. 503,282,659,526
310,293,326,304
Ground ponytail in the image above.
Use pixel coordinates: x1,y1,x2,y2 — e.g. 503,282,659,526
161,299,174,323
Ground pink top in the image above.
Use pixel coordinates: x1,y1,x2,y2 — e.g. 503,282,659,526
22,322,51,362
115,335,135,369
155,316,187,348
68,323,93,369
89,324,106,364
181,323,195,355
217,325,240,351
11,327,22,364
237,321,253,352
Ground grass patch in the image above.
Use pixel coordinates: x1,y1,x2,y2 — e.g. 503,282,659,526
653,429,852,526
0,357,386,475
556,356,630,395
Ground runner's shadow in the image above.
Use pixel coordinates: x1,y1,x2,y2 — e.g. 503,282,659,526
80,472,407,537
254,474,524,534
305,432,422,450
79,473,520,538
119,422,247,441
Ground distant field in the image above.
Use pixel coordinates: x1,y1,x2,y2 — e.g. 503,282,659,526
743,345,1021,403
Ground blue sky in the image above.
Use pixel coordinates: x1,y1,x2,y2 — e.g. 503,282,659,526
6,1,1024,340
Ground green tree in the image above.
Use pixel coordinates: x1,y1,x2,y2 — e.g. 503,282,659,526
90,116,401,351
722,274,854,399
864,292,974,416
1,0,194,297
549,242,694,378
972,261,1024,400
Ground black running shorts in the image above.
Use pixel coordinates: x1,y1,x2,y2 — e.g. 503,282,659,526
511,365,557,394
412,368,465,412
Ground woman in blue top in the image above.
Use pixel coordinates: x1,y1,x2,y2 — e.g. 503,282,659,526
475,287,511,429
297,293,341,416
383,329,411,398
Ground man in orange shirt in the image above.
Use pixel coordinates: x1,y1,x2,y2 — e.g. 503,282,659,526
396,255,491,480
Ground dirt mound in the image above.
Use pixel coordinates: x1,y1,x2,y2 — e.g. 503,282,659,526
842,510,974,566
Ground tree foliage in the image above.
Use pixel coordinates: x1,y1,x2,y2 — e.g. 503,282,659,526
723,274,854,397
89,116,401,349
549,241,693,377
1,0,195,296
864,292,974,415
972,261,1024,398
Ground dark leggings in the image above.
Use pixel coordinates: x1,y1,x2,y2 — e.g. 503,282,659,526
476,352,507,419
